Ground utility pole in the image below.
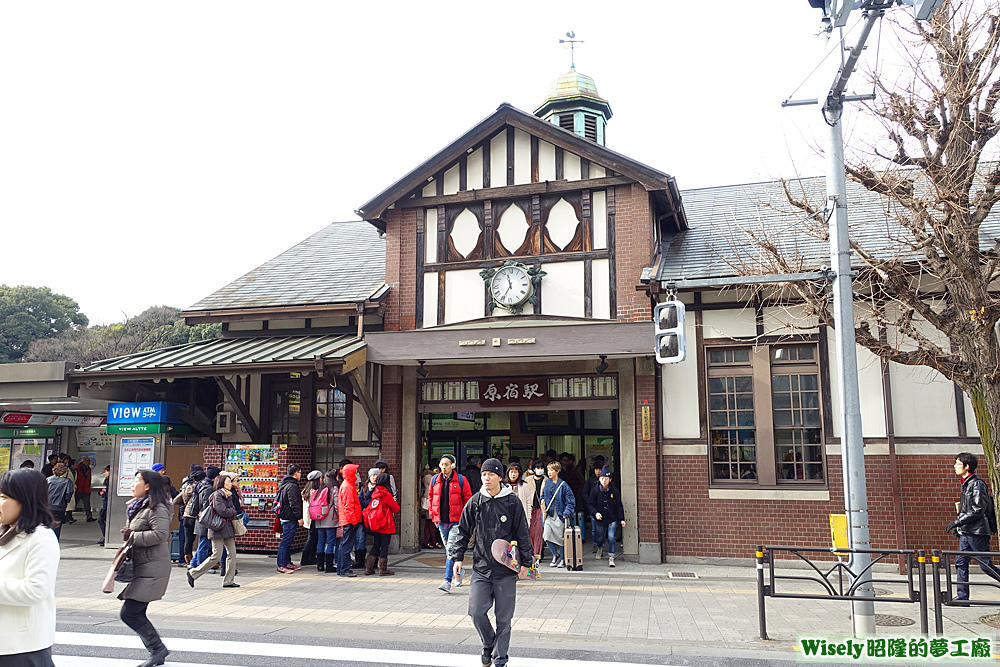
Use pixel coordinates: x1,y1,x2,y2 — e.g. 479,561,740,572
784,0,943,636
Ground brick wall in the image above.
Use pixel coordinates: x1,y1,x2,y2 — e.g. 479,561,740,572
383,207,418,332
659,452,987,559
613,183,654,323
634,374,659,545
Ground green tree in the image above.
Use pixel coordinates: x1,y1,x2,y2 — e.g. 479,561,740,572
0,285,88,363
25,306,221,366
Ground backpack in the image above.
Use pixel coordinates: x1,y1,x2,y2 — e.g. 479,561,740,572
431,473,468,496
986,484,998,535
363,495,391,532
308,487,331,521
272,484,285,517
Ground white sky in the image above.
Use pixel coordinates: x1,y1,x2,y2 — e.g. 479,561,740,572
0,2,910,325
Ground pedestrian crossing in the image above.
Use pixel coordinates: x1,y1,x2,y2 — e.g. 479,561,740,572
53,631,671,667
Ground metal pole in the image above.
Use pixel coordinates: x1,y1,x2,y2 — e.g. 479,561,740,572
756,545,768,640
823,11,881,637
932,550,943,635
918,550,928,636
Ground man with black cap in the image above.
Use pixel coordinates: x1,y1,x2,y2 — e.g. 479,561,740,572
453,458,532,667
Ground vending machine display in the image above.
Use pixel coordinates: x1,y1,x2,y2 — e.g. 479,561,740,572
224,444,279,513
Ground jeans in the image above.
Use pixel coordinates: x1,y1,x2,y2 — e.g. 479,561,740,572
545,540,564,562
277,520,297,568
592,520,619,555
318,527,338,554
193,533,212,568
355,525,367,550
50,510,64,541
955,533,1000,599
337,523,359,573
437,522,461,582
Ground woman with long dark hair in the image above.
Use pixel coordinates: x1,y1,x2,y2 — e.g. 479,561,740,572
0,468,58,667
311,470,340,573
119,469,172,667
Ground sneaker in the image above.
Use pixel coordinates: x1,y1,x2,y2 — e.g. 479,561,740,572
223,583,240,588
595,546,603,560
286,564,302,571
549,556,559,567
277,566,293,574
96,539,104,546
186,571,195,588
609,555,616,568
86,518,97,523
481,647,493,666
555,558,565,568
438,581,452,593
338,570,358,578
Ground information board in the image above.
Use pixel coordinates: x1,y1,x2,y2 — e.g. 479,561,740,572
117,437,155,496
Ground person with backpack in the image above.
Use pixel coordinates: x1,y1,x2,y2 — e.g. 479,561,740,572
45,462,74,541
180,465,205,568
310,470,339,573
300,471,322,568
363,472,400,576
586,465,625,567
275,464,304,574
429,453,473,593
185,474,239,588
356,468,381,570
190,466,220,570
452,458,532,667
335,463,361,577
947,452,1000,601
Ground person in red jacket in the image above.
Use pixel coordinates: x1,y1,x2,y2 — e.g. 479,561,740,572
428,453,473,593
363,472,400,576
336,463,362,577
72,456,94,523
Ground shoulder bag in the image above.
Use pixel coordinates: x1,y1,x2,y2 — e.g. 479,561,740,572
198,492,227,532
102,540,133,593
231,515,248,536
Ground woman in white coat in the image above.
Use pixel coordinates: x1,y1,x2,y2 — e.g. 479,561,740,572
0,468,59,667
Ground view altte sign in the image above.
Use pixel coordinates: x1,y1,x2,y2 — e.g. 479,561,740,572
478,378,549,407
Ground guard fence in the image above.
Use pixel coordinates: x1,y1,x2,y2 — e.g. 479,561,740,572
755,545,1000,639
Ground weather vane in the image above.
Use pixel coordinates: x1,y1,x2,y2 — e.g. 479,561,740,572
558,31,583,69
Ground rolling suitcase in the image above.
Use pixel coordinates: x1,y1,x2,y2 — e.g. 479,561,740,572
169,529,181,562
563,525,583,571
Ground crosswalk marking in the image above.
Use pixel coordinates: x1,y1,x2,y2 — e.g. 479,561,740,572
54,631,669,667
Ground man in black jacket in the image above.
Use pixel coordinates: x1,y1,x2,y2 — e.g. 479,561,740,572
947,452,1000,601
587,465,626,567
276,464,304,573
453,458,531,667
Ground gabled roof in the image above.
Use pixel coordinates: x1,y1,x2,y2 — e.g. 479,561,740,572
182,220,385,314
355,103,684,229
656,174,1000,282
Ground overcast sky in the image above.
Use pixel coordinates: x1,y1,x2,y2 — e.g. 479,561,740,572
0,2,912,325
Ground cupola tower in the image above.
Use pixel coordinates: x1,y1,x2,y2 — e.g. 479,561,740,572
533,68,612,146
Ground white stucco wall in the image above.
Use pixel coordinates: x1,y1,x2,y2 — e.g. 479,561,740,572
540,261,585,317
662,313,700,438
444,269,484,324
592,258,611,320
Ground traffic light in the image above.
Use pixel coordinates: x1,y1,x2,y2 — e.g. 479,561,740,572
654,301,686,364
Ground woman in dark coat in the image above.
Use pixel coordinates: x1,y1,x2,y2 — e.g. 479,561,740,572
120,469,172,667
186,475,238,588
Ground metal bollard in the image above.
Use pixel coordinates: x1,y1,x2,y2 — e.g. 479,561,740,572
917,550,928,635
931,549,943,635
756,545,768,640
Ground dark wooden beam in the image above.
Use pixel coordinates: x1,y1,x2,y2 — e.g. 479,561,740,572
506,127,515,186
215,376,261,443
584,257,593,318
437,271,446,327
482,141,491,189
555,147,564,181
607,186,617,319
398,175,633,209
415,208,425,329
349,367,383,440
530,136,539,183
459,156,467,192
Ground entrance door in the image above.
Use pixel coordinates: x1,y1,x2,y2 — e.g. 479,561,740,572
459,439,486,471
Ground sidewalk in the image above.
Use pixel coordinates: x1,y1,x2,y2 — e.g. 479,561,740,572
53,521,1000,659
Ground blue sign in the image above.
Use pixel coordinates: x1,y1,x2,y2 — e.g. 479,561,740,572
107,402,184,425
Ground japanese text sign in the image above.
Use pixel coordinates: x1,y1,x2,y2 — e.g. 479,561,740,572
478,378,549,407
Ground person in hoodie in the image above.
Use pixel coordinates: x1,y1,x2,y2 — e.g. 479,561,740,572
364,472,400,576
336,463,361,577
586,466,625,567
453,458,532,667
275,464,304,574
190,466,220,570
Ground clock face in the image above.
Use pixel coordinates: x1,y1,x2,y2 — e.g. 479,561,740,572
490,266,532,307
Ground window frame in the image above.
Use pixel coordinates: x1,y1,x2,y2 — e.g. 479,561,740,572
704,338,827,488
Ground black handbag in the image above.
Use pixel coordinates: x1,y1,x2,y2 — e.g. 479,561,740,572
114,545,134,583
198,493,227,532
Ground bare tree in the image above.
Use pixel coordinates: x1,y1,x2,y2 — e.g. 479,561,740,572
731,1,1000,490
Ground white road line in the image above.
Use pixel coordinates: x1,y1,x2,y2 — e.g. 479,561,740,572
55,659,241,667
54,631,669,667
